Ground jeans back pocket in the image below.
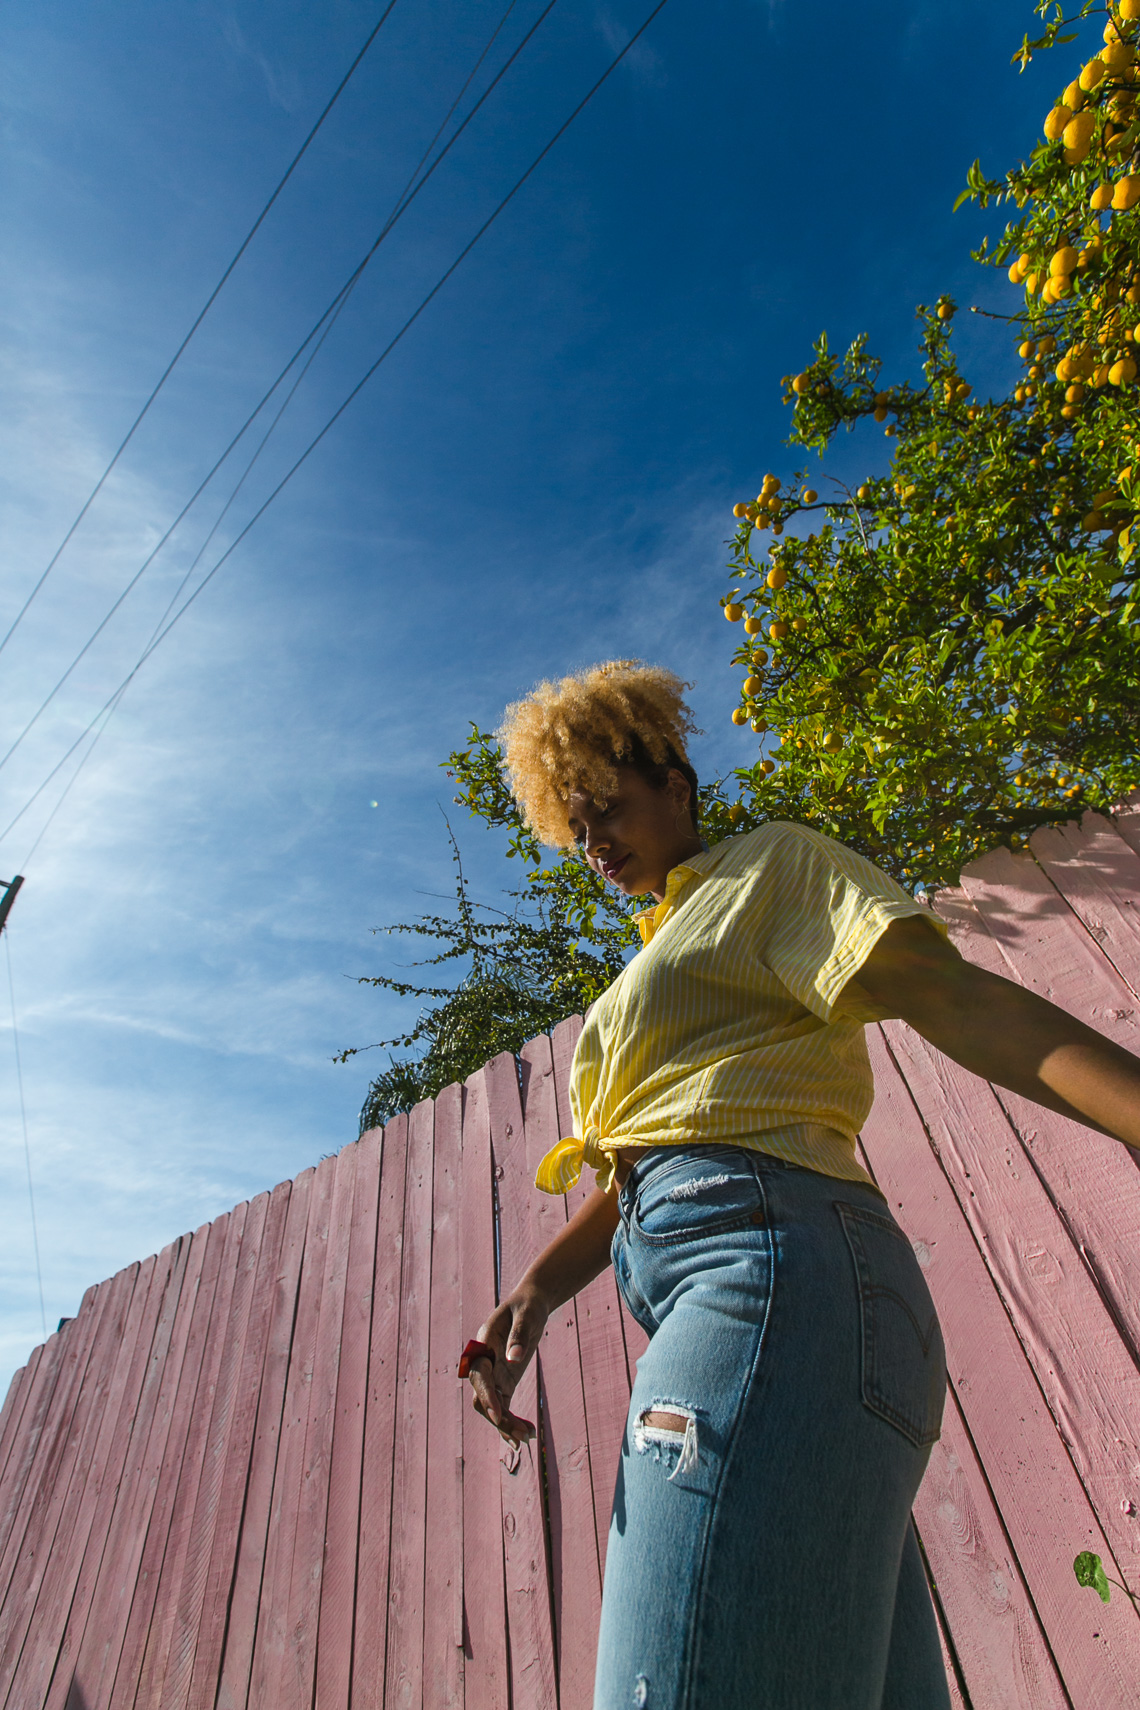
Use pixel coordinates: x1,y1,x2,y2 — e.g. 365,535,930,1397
836,1202,946,1449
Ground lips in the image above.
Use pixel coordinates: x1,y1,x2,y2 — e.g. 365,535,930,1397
601,854,630,882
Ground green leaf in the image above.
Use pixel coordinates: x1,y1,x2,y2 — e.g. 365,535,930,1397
1073,1552,1112,1604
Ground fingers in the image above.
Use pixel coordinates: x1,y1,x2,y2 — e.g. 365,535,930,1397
465,1290,549,1442
471,1389,535,1446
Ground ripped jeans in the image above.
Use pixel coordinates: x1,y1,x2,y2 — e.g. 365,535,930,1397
599,1145,950,1710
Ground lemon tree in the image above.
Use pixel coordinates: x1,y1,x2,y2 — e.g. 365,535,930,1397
709,0,1140,890
347,0,1140,1121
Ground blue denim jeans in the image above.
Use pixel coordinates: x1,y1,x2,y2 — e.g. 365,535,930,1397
599,1145,950,1710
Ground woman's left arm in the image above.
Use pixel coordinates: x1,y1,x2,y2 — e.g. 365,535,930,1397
848,914,1140,1153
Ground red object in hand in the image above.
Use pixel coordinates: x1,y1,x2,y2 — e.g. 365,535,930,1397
458,1339,535,1438
458,1338,495,1379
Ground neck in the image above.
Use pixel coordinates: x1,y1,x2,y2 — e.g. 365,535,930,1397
650,831,705,901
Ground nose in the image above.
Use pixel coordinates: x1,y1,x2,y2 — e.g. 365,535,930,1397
583,823,610,860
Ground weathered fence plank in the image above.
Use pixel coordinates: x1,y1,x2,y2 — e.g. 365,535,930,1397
914,1389,1069,1710
459,1071,510,1710
520,1033,601,1709
44,1250,172,1710
7,1255,155,1710
109,1213,231,1709
160,1195,266,1709
315,1132,381,1710
0,1264,135,1697
485,1050,559,1710
132,1205,248,1709
281,1146,357,1710
186,1181,291,1710
422,1083,465,1710
382,1099,435,1710
214,1170,313,1710
351,1118,408,1710
66,1231,198,1707
1029,813,1140,1001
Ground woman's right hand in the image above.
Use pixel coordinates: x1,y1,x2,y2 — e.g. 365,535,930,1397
466,1280,552,1445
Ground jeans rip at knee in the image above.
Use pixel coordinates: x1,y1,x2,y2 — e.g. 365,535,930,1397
633,1401,702,1481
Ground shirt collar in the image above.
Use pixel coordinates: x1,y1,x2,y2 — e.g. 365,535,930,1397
633,838,732,944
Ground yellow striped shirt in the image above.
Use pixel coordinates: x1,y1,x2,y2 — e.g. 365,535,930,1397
534,821,946,1196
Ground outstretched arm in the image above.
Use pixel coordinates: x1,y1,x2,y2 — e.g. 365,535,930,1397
847,913,1140,1152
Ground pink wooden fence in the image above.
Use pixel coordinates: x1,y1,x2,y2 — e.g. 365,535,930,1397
3,805,1140,1707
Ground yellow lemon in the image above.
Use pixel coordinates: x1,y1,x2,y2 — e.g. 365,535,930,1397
1050,245,1079,276
1082,510,1107,529
1091,182,1115,210
1111,355,1138,383
751,647,769,666
801,487,818,503
1113,174,1140,209
792,372,811,394
763,475,781,494
725,602,744,621
731,707,748,725
857,483,871,500
1039,334,1056,354
1064,80,1086,111
767,565,787,590
873,406,887,422
743,615,763,634
1063,109,1096,161
1080,57,1108,90
823,732,843,753
744,675,764,696
1066,382,1086,402
732,502,749,518
1044,105,1071,141
1025,271,1041,295
769,620,789,641
792,617,807,631
1018,339,1035,359
1122,0,1140,19
937,302,954,320
1103,38,1135,72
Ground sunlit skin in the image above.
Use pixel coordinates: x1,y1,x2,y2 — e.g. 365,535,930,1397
465,781,1140,1446
567,765,703,902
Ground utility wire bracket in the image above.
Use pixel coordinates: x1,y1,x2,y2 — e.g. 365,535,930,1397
0,875,25,933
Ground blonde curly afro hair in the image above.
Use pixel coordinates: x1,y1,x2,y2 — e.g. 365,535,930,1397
498,660,699,848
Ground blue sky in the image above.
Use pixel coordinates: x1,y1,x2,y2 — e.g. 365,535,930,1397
0,0,1086,1389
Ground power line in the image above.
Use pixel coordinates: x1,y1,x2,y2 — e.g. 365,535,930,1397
0,0,402,661
0,0,551,783
5,931,47,1339
0,0,673,856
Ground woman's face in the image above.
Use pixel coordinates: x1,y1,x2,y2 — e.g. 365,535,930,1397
567,766,702,902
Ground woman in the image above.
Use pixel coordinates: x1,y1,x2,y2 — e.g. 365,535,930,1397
463,660,1140,1710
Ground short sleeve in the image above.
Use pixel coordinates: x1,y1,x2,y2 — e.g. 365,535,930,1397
752,822,948,1023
